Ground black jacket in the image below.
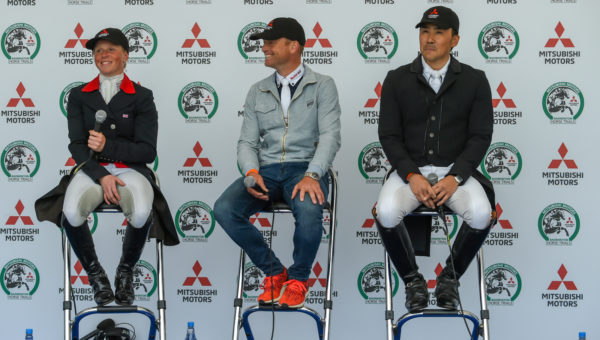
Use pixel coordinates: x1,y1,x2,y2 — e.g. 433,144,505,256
36,75,179,245
378,55,495,206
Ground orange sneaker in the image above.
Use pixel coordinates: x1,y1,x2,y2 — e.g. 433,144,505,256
257,268,287,305
278,279,309,308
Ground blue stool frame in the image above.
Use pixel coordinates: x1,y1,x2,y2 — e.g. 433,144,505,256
62,201,168,340
383,206,491,340
231,168,338,340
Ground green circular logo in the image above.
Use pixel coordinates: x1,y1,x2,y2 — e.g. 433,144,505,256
59,81,85,118
485,263,521,304
358,142,389,183
1,141,40,180
538,203,580,244
542,82,584,122
431,215,459,244
242,261,264,299
478,22,519,61
1,23,41,62
133,260,157,300
238,22,267,62
357,22,398,62
357,262,398,302
123,23,157,62
481,142,522,183
1,258,40,297
175,201,216,241
178,82,219,122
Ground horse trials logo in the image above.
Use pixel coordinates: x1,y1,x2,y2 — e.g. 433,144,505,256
431,215,459,245
238,22,268,64
175,201,215,242
542,82,584,123
538,203,579,246
357,22,398,64
478,22,519,63
485,263,521,305
242,261,264,302
358,142,389,184
178,82,219,123
2,23,41,64
2,141,40,182
122,23,157,63
481,142,522,184
1,259,39,299
60,82,85,117
357,262,398,304
133,260,157,301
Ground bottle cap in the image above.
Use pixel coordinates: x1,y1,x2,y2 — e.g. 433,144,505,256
188,321,194,328
26,329,33,334
579,332,586,337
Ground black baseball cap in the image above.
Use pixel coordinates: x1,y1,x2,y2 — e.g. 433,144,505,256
415,6,459,34
250,17,306,46
85,28,130,52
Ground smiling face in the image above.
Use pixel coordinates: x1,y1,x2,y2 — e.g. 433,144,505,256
93,40,128,77
261,37,301,76
419,23,459,70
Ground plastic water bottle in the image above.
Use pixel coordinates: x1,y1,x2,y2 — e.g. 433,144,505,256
25,329,33,340
579,332,586,340
184,322,197,340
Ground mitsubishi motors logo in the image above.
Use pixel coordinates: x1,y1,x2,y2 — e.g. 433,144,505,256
184,142,212,167
182,23,210,48
308,262,327,288
427,263,443,289
494,203,513,229
548,264,576,290
5,200,34,226
486,203,519,247
356,215,381,246
7,82,34,108
492,82,516,108
545,22,574,48
548,143,577,169
70,261,89,285
305,23,332,48
428,8,439,18
250,213,271,228
183,261,211,286
361,219,375,228
250,213,277,242
364,82,382,108
64,23,88,48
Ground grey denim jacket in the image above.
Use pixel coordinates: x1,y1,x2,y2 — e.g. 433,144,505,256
237,65,341,178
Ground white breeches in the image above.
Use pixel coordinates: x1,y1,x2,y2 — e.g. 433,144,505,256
376,165,491,230
62,164,154,228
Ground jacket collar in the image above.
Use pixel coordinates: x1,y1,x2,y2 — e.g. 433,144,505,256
258,64,317,100
81,73,136,94
410,54,461,97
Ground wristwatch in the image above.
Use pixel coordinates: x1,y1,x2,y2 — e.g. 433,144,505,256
453,175,463,185
304,172,320,181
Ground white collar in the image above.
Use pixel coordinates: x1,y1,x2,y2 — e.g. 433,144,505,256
99,73,124,85
421,56,450,80
276,64,304,87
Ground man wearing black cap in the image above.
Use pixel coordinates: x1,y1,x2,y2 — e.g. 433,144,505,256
373,7,495,312
214,18,341,308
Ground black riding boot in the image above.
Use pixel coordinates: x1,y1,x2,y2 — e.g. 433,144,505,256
435,222,491,309
375,217,428,312
62,217,114,305
114,217,152,305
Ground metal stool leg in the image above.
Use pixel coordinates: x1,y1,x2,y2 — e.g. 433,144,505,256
384,253,395,340
322,169,338,340
63,231,72,340
477,249,490,340
232,249,245,340
156,240,166,340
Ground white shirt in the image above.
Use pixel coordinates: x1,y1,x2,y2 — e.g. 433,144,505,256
99,73,124,104
421,56,450,94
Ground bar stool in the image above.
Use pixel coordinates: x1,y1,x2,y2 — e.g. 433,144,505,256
61,173,168,340
380,171,491,340
231,168,338,340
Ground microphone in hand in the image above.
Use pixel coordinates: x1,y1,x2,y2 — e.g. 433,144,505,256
244,175,267,195
89,110,108,159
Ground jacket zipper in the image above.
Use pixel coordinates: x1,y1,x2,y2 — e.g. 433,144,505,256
279,84,308,162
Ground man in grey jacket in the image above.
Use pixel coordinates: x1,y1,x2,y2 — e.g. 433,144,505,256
214,17,341,309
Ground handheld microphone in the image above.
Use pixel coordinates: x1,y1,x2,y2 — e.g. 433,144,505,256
244,175,267,195
80,318,115,340
89,110,107,158
426,173,446,219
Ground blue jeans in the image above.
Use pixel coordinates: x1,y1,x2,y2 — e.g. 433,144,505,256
214,162,329,281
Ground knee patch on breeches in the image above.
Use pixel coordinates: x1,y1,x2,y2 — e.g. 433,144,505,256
64,185,103,226
117,186,151,228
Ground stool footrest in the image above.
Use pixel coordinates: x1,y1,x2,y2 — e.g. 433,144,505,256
157,300,166,310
